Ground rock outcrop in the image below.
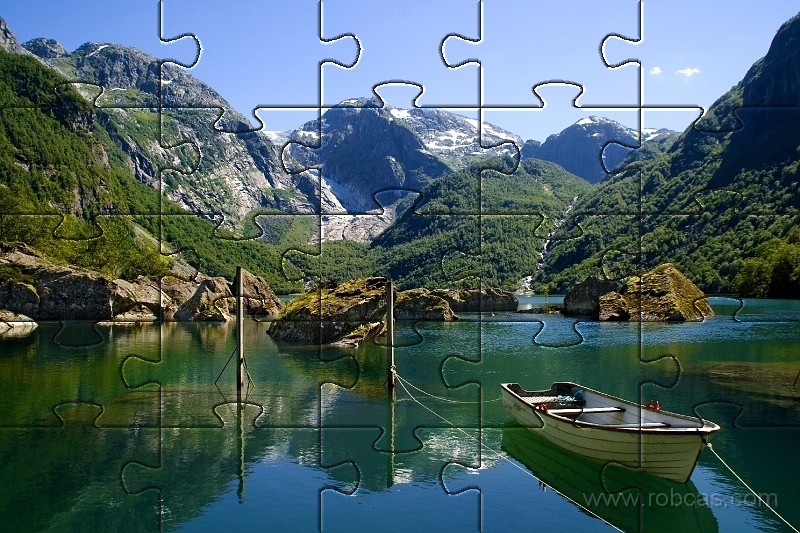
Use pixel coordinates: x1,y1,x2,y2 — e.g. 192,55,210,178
431,288,518,312
0,310,37,337
597,264,714,322
563,277,619,318
395,288,457,321
268,278,460,346
0,243,280,322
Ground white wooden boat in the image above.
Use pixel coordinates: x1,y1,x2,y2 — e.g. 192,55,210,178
501,382,720,483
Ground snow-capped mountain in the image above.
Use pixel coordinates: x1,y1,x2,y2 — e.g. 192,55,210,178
280,98,523,241
522,116,677,183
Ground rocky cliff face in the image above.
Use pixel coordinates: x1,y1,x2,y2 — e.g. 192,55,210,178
597,264,714,322
563,277,619,318
0,243,280,322
11,32,329,229
0,17,26,54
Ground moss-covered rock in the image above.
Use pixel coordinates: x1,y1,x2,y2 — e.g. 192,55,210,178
395,288,457,320
598,263,714,322
430,288,517,312
268,278,459,346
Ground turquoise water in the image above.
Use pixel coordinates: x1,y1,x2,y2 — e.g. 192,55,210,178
0,297,797,532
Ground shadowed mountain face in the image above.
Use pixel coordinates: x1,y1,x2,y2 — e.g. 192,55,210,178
521,116,677,184
542,11,800,293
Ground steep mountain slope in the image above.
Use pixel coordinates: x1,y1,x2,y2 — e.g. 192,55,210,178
522,116,677,184
0,38,310,292
13,32,326,228
541,11,800,293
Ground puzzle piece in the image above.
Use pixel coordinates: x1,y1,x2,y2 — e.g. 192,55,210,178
121,317,359,428
320,0,479,108
0,321,161,427
442,0,641,108
121,404,335,532
0,403,160,532
282,85,520,217
443,424,717,532
321,427,481,532
158,0,358,115
321,322,481,452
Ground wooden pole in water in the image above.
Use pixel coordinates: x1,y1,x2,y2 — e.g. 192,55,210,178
236,266,245,402
386,280,395,392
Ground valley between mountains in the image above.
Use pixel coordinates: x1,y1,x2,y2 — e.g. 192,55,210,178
2,11,800,296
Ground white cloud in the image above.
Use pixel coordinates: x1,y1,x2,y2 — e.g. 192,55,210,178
676,67,701,77
649,66,662,75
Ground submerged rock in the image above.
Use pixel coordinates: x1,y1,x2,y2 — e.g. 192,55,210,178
598,264,714,322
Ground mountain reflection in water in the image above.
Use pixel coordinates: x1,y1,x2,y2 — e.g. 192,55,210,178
0,297,798,532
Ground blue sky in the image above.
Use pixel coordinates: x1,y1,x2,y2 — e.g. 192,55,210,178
3,1,799,141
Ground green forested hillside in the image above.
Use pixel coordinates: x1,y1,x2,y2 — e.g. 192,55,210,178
0,49,303,291
541,12,800,293
283,158,593,290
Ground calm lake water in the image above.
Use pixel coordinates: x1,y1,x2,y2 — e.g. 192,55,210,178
1,296,798,532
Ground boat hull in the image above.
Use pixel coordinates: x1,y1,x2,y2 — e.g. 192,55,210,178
502,383,719,483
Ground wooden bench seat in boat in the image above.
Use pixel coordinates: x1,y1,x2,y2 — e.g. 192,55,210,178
547,407,626,415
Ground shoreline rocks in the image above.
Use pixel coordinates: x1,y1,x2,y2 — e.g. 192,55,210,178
0,310,37,337
269,278,495,346
0,243,280,322
431,288,518,312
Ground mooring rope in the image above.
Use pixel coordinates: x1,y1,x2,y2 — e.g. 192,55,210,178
394,378,623,532
395,373,501,404
706,443,798,533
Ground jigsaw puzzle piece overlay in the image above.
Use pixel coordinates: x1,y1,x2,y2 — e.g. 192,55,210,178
600,404,800,533
483,89,643,188
442,323,679,431
440,424,709,532
441,214,644,348
122,404,334,532
0,403,159,532
0,321,160,427
320,323,480,453
122,317,359,428
158,0,358,112
442,0,640,108
320,0,478,108
321,427,481,532
629,213,800,427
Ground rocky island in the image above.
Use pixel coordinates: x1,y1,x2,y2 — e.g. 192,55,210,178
563,263,714,321
267,278,518,347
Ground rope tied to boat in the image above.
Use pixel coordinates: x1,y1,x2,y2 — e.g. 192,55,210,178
394,377,623,532
706,442,799,533
394,373,501,404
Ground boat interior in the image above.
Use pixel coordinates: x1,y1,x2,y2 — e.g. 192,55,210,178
505,383,705,430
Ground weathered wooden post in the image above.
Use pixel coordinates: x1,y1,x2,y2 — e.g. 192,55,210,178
386,279,395,392
236,266,245,402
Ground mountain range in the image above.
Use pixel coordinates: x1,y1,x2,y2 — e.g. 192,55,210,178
1,11,798,293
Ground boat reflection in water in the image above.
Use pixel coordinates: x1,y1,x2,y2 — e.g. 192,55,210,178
500,422,719,533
